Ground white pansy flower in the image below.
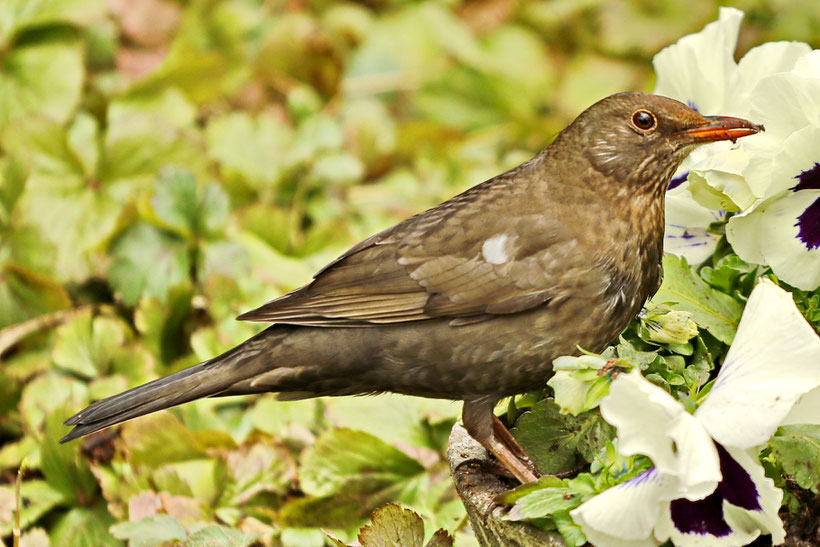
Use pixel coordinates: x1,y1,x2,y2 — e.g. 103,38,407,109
652,8,820,289
570,279,820,546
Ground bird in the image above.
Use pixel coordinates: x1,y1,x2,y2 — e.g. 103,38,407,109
61,92,763,483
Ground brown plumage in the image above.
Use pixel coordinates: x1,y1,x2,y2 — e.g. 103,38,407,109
62,92,762,483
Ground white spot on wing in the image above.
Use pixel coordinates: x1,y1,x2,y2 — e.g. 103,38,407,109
482,234,511,264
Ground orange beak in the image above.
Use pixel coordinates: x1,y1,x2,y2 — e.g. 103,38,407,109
683,116,764,144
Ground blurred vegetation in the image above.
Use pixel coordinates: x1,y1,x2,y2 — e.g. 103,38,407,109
0,0,817,545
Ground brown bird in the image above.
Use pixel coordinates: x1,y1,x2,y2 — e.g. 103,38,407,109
62,93,762,483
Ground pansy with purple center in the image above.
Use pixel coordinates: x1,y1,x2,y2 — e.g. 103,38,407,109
652,6,820,290
570,280,820,547
792,163,820,250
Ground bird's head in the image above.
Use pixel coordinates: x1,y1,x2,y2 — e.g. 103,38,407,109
558,92,764,194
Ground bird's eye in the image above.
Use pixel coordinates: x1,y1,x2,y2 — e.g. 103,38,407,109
631,109,657,131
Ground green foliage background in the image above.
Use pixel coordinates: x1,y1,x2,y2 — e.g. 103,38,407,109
0,0,817,545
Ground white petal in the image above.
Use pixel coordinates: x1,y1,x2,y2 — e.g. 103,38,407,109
724,203,766,264
737,41,812,91
655,500,759,547
696,279,820,447
547,371,587,415
741,132,786,199
653,7,743,115
664,185,723,265
757,190,820,290
570,468,668,546
721,447,786,545
601,371,720,496
792,49,820,78
653,446,784,546
770,126,820,195
686,144,756,211
781,387,820,426
748,72,820,141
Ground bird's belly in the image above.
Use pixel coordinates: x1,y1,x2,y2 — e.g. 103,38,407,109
365,298,631,398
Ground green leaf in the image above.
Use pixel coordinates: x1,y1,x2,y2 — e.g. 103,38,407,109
0,480,65,536
109,514,187,547
357,504,424,547
650,255,743,344
40,412,98,504
770,425,820,492
298,428,425,497
552,510,587,547
109,222,191,306
120,412,206,468
52,309,129,378
183,525,260,547
0,39,84,131
512,399,615,474
134,284,194,364
19,372,87,431
151,169,229,239
49,507,119,547
507,487,583,521
0,0,105,47
0,263,71,329
206,112,292,189
323,394,459,450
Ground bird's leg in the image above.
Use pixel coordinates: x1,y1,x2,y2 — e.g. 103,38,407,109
461,398,540,484
492,414,541,478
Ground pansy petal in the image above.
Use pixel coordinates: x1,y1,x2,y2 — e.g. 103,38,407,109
653,7,743,115
547,371,587,415
737,41,812,91
570,468,667,546
601,371,720,495
721,446,786,545
724,201,766,263
748,72,820,141
770,126,820,195
792,50,820,78
664,185,723,265
758,190,820,289
654,444,776,546
781,386,820,427
696,279,820,447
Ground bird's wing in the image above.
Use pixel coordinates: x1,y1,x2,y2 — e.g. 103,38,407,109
238,178,584,326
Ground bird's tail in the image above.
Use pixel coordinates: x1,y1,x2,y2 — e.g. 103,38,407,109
60,329,273,443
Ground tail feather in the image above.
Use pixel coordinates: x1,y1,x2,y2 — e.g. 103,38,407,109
60,334,271,443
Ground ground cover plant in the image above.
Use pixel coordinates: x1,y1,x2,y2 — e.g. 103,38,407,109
0,1,818,545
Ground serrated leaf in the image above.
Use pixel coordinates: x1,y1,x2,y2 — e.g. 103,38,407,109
109,222,191,306
109,514,187,547
512,399,615,474
20,372,87,431
770,425,820,492
298,428,425,497
49,507,119,547
358,504,424,547
650,255,743,344
52,309,129,378
151,169,229,239
120,412,206,468
183,525,260,547
206,112,292,189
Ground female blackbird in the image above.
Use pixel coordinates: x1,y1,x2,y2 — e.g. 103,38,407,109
62,93,762,483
